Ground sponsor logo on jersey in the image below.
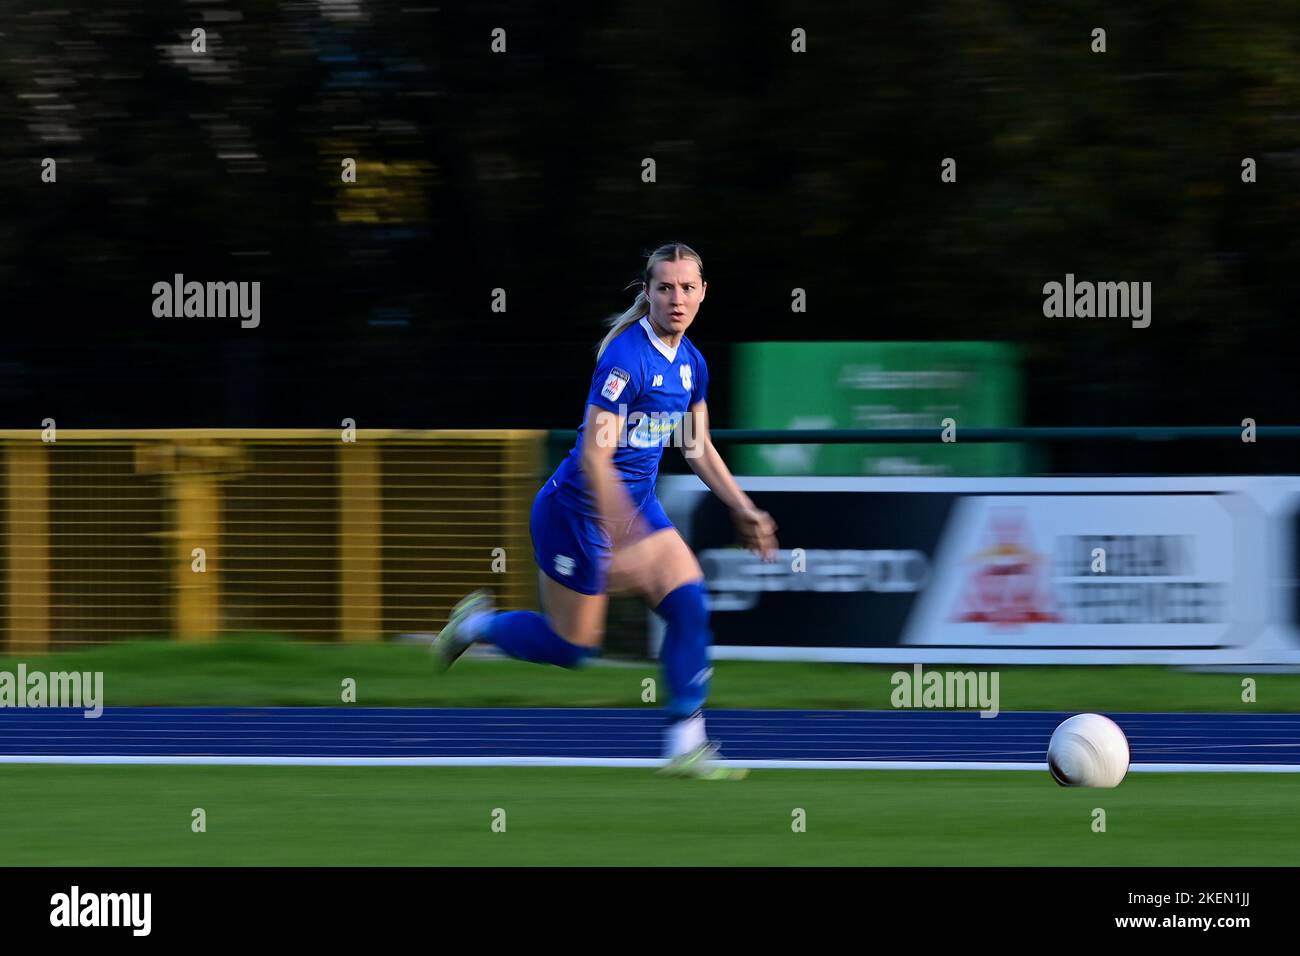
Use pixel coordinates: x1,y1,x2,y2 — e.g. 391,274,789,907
601,367,631,402
651,374,663,388
626,410,684,448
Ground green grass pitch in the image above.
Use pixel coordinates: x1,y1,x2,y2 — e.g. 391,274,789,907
0,638,1294,711
2,766,1296,866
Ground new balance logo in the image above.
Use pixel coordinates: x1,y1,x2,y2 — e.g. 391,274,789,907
652,374,664,387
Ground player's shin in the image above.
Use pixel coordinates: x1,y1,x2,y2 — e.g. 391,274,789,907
481,611,595,668
655,580,713,756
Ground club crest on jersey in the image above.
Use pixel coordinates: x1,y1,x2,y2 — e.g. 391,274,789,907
679,364,692,391
601,367,631,402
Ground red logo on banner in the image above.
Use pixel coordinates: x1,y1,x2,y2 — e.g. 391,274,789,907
954,508,1060,626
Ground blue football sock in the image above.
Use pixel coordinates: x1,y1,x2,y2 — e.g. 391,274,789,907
655,581,713,721
480,610,595,669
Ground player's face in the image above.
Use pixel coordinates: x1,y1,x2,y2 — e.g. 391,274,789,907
644,260,705,342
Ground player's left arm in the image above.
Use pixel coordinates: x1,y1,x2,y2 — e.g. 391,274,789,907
681,398,779,560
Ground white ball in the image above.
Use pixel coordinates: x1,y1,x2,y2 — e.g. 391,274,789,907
1047,713,1130,788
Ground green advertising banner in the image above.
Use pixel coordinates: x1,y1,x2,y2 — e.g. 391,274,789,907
731,342,1023,476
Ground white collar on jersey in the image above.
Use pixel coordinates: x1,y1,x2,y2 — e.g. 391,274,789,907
639,316,679,362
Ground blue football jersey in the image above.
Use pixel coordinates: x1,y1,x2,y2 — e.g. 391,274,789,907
550,316,709,517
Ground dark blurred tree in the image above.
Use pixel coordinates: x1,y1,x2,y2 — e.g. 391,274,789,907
1,0,1298,468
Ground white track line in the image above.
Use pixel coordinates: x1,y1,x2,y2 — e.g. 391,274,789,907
0,755,1296,772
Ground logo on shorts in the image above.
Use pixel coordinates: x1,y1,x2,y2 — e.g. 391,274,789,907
554,555,576,577
679,364,692,391
601,367,630,402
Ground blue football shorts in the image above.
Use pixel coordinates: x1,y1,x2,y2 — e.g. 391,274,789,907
531,478,675,595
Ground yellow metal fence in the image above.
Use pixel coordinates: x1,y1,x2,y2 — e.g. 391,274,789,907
0,430,543,650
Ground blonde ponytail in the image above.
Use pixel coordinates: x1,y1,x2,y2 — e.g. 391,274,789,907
595,286,651,361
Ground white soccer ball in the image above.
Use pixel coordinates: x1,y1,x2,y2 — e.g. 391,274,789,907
1047,713,1130,788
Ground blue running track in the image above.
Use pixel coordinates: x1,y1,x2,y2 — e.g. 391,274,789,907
1,708,1297,771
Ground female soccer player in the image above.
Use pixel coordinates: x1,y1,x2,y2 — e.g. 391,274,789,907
433,242,778,779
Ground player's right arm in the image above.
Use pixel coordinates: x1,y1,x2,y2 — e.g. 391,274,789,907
580,342,651,548
580,403,647,547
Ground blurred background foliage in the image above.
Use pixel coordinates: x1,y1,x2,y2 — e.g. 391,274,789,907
2,1,1299,473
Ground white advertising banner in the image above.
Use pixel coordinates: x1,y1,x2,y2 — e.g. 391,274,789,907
656,475,1300,664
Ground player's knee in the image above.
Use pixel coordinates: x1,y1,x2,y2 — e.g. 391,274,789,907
658,553,704,607
656,579,709,632
555,618,603,648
